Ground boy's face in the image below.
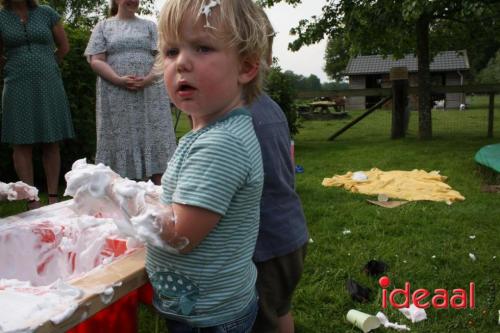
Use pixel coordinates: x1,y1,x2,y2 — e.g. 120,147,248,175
162,14,254,127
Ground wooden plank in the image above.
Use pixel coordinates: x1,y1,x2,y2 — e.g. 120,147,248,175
391,79,408,139
328,96,392,141
299,88,391,98
488,93,495,138
34,249,147,333
297,84,500,99
427,84,500,94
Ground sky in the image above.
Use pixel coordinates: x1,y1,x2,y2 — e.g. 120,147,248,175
151,0,330,82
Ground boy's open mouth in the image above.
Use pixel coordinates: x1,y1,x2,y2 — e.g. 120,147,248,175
179,84,195,92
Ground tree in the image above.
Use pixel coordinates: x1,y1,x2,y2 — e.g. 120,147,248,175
322,81,348,91
40,0,155,27
324,37,349,81
477,50,500,84
267,62,299,135
304,74,322,91
259,0,500,139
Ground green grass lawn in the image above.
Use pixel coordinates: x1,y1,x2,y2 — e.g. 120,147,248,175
290,96,499,332
1,96,499,332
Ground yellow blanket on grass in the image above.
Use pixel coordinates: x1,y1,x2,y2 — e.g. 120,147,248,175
322,168,465,204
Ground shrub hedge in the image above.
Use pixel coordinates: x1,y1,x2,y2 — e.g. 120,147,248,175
266,63,300,136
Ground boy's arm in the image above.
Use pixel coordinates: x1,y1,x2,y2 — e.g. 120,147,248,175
162,203,221,254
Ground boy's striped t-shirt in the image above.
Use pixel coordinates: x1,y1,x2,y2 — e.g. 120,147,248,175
146,108,263,327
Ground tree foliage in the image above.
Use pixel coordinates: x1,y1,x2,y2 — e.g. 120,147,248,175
324,36,349,81
477,50,500,84
39,0,156,27
283,71,322,91
259,0,500,139
266,61,299,136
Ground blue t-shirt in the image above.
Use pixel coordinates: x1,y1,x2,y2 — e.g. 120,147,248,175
146,108,263,327
250,94,308,262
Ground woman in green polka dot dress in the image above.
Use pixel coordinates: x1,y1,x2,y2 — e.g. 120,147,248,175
0,0,75,208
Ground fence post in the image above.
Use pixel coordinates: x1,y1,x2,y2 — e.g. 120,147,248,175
488,93,495,138
390,67,409,139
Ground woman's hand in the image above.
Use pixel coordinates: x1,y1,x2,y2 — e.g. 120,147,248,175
116,75,140,90
130,75,154,90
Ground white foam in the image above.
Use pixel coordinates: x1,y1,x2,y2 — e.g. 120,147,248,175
0,158,183,332
0,181,39,202
0,214,138,332
0,280,83,332
64,159,187,252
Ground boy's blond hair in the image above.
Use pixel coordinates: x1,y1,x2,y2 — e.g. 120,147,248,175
157,0,270,104
258,6,275,66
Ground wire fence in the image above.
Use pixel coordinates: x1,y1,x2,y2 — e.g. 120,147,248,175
298,87,500,140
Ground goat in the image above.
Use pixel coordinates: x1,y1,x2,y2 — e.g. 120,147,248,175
433,100,445,109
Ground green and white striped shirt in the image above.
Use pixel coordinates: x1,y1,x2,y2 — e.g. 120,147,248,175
146,108,263,327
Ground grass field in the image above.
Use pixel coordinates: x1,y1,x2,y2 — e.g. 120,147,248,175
1,95,499,332
285,95,500,332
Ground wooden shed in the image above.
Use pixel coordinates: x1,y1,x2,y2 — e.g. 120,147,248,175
344,50,470,110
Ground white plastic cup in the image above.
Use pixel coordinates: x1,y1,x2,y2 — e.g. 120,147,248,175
346,309,381,333
377,193,389,202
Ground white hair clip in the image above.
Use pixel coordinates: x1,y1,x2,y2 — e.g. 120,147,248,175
199,0,221,29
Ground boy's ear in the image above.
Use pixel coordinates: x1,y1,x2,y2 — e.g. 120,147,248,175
238,57,259,84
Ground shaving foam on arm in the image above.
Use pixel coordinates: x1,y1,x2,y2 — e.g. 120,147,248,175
131,203,189,253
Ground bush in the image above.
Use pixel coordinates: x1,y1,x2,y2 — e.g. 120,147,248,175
477,50,500,84
0,26,96,185
59,26,97,173
265,62,300,136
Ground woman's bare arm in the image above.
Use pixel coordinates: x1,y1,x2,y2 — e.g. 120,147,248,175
52,22,70,63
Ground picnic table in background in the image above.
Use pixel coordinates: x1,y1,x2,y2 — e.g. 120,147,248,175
299,98,348,119
310,101,344,113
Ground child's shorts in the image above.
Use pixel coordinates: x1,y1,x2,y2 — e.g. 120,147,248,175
253,243,307,333
164,297,258,333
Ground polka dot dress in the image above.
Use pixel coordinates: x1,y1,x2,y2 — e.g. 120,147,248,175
0,5,75,144
85,18,177,180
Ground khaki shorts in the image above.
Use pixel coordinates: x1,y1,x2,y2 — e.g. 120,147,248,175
252,244,307,333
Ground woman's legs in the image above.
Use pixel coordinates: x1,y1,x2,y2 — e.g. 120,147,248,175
277,313,295,333
13,144,34,185
41,142,60,204
151,173,163,185
12,144,40,209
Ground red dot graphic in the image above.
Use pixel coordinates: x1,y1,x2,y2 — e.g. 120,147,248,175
379,276,391,288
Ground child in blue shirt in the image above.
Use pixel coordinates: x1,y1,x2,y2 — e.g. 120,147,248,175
250,10,309,333
146,1,270,332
